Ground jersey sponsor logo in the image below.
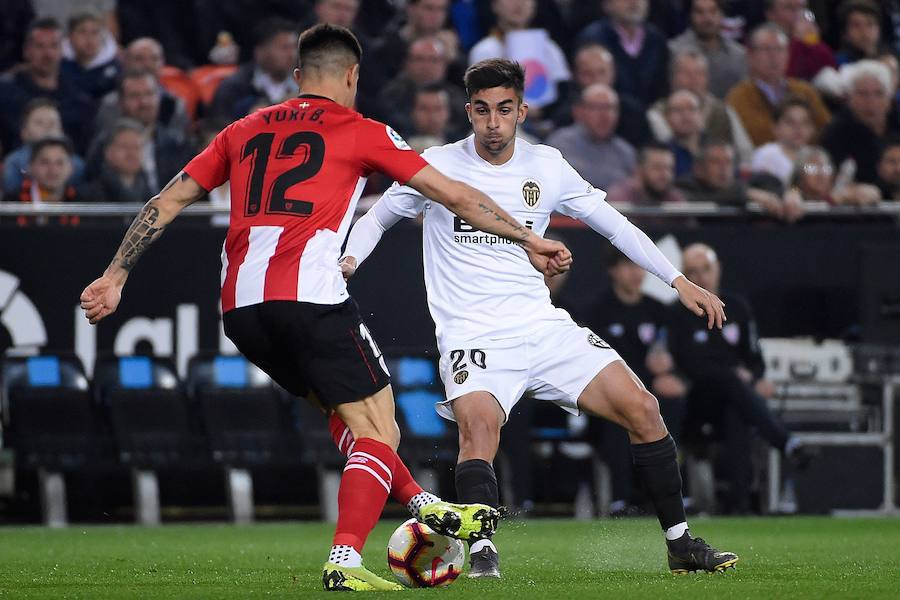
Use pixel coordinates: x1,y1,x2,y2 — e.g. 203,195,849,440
587,333,611,349
452,217,533,245
454,370,469,385
638,322,657,345
722,323,740,346
386,126,411,150
521,179,541,209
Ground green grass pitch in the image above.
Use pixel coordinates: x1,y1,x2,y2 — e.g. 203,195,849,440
0,516,897,598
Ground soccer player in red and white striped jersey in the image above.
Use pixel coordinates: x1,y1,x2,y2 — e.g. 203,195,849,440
80,24,571,591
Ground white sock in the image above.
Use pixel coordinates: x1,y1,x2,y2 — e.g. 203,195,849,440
665,522,689,541
406,491,441,519
470,539,496,554
328,545,362,567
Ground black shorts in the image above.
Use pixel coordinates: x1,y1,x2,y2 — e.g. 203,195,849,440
222,299,390,407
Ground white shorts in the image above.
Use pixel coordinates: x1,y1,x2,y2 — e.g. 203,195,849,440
436,319,622,423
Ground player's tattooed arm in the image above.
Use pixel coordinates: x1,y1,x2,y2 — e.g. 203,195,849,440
102,171,208,283
476,201,530,242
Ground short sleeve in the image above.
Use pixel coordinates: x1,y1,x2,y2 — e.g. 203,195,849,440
183,126,231,191
556,155,609,220
357,119,429,185
380,181,427,218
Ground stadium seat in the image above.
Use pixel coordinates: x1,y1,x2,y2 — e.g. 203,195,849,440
189,64,238,108
158,65,200,120
0,355,98,526
93,356,199,524
186,354,304,522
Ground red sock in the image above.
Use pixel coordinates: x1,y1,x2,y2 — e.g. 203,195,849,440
328,413,424,505
333,437,396,552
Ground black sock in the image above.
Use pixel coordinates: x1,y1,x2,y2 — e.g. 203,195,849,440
454,459,499,508
631,434,687,532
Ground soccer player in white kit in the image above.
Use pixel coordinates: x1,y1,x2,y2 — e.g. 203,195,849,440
341,59,738,577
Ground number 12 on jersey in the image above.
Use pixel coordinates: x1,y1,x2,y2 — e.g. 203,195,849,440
240,131,325,217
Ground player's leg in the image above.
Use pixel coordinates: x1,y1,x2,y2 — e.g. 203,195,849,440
450,391,505,578
327,411,499,540
575,361,738,573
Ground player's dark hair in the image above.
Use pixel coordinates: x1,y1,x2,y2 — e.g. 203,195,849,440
774,96,813,122
638,141,674,165
464,59,525,101
253,17,299,49
297,23,362,75
26,17,62,43
21,97,59,122
30,136,74,161
68,11,102,33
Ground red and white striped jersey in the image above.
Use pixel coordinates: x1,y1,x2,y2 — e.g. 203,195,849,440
184,95,427,313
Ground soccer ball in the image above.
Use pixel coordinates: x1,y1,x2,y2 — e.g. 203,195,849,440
387,518,465,587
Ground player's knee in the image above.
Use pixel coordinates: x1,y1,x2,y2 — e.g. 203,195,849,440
628,391,665,439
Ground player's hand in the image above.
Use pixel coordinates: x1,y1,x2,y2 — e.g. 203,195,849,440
525,237,572,277
79,276,123,324
673,275,726,330
339,256,358,281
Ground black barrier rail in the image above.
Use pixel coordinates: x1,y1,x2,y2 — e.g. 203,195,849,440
1,200,900,218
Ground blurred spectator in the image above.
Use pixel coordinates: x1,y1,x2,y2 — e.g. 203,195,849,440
877,139,900,201
31,0,118,34
670,243,808,514
545,83,637,191
751,97,816,186
727,23,830,146
550,43,653,148
6,137,82,226
822,60,900,186
209,18,298,121
877,52,900,110
3,98,86,192
765,0,837,81
376,0,462,82
468,0,571,112
407,84,454,152
89,70,193,192
95,38,192,134
0,0,35,72
663,90,704,178
583,249,686,515
378,37,468,140
677,140,804,221
669,0,747,98
60,11,120,100
647,50,754,169
836,0,885,65
0,18,96,154
791,145,880,205
80,119,152,203
575,0,670,108
607,142,687,205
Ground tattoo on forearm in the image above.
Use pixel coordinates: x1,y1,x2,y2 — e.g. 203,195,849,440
477,202,530,242
111,204,167,272
159,171,190,194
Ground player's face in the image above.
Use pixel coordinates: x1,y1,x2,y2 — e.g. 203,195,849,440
466,87,527,157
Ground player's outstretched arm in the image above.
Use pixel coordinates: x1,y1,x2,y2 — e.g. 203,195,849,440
406,165,572,276
340,197,406,280
79,171,207,324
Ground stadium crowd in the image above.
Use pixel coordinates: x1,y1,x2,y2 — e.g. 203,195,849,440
2,0,900,220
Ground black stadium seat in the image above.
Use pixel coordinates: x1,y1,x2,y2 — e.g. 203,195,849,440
0,355,101,525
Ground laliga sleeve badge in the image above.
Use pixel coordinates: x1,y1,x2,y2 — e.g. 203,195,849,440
588,333,611,349
386,125,411,150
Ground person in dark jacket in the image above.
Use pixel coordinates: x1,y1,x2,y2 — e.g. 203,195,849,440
668,243,806,513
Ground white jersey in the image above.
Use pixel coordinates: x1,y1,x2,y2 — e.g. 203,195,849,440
379,135,610,354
